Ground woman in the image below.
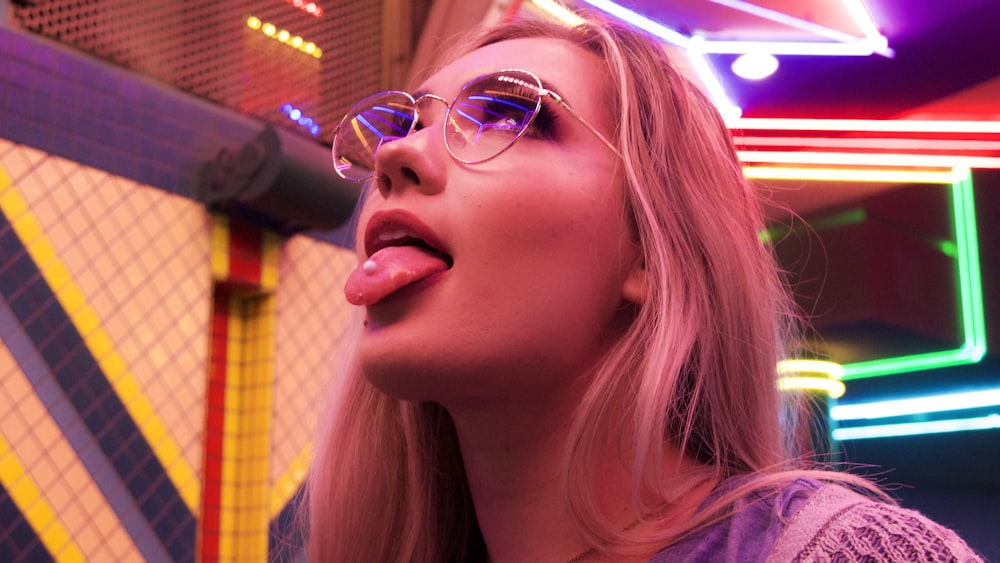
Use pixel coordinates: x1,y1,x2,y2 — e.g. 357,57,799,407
309,7,981,562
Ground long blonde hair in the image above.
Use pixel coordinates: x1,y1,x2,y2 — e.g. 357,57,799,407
308,9,877,562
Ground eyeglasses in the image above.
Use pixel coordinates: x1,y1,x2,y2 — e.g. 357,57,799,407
331,68,620,181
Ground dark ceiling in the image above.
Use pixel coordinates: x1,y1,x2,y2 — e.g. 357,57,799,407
620,0,1000,119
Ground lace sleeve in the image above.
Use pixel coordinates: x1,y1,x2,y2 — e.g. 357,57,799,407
767,485,984,563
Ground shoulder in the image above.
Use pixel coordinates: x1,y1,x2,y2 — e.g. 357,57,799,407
767,483,983,563
649,477,823,562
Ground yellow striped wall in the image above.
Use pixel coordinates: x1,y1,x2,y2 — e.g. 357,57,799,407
0,136,356,560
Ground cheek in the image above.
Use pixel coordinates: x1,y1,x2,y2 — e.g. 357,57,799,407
462,182,632,313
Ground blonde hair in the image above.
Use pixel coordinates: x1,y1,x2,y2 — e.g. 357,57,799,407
308,9,879,562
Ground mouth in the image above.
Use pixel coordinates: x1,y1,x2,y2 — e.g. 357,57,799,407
365,211,454,267
343,210,454,306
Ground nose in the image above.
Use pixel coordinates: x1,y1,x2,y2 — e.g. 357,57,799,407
373,99,449,199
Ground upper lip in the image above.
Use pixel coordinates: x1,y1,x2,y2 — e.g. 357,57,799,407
364,209,453,264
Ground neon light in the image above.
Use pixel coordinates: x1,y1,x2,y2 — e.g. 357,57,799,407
539,1,904,122
832,414,1000,440
843,347,984,379
776,360,846,398
280,103,321,136
686,44,742,120
286,0,324,18
831,388,1000,421
731,118,1000,134
741,167,961,184
839,168,986,379
579,0,690,48
530,0,586,26
953,172,987,362
738,151,1000,169
731,53,778,80
698,40,877,56
709,0,862,43
747,166,986,379
840,0,886,48
247,16,323,59
778,376,846,398
778,359,845,379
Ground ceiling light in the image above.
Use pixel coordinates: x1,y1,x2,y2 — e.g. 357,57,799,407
579,0,690,48
741,167,962,184
732,53,778,80
831,388,1000,421
778,376,846,398
686,44,742,120
744,168,985,380
778,359,845,379
530,0,585,26
832,415,1000,440
710,0,861,43
701,40,877,56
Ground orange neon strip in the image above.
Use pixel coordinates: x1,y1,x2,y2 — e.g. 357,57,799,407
741,167,961,183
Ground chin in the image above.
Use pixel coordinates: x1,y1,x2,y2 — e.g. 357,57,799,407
359,361,434,401
356,347,474,403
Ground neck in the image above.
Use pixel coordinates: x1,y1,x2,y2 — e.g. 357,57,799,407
450,395,583,563
446,392,703,563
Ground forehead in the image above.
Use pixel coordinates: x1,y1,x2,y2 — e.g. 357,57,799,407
422,37,608,102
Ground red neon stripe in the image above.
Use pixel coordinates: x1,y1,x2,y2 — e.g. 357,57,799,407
200,290,230,563
227,218,264,288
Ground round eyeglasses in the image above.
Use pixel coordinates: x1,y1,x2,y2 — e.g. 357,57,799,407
331,68,620,181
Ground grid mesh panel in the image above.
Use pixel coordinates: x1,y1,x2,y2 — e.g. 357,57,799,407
12,0,386,146
0,137,207,560
0,347,143,561
7,141,212,477
272,235,354,488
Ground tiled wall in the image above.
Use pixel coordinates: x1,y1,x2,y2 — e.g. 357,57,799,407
0,14,362,561
0,136,356,561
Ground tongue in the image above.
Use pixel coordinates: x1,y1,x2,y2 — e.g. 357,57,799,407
344,246,450,306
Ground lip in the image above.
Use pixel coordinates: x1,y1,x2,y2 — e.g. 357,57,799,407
364,209,452,262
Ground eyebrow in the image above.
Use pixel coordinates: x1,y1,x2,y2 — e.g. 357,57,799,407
537,78,560,94
537,77,577,106
413,74,573,105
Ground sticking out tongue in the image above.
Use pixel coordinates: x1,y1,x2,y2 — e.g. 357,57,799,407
344,246,450,306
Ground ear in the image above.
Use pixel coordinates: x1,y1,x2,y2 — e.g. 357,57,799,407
621,256,649,304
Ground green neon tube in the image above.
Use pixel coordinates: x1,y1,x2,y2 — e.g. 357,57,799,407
841,168,987,380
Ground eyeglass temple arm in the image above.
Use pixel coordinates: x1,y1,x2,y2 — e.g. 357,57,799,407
543,91,622,158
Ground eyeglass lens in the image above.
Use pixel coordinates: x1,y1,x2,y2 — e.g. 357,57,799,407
332,70,544,181
332,93,416,181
